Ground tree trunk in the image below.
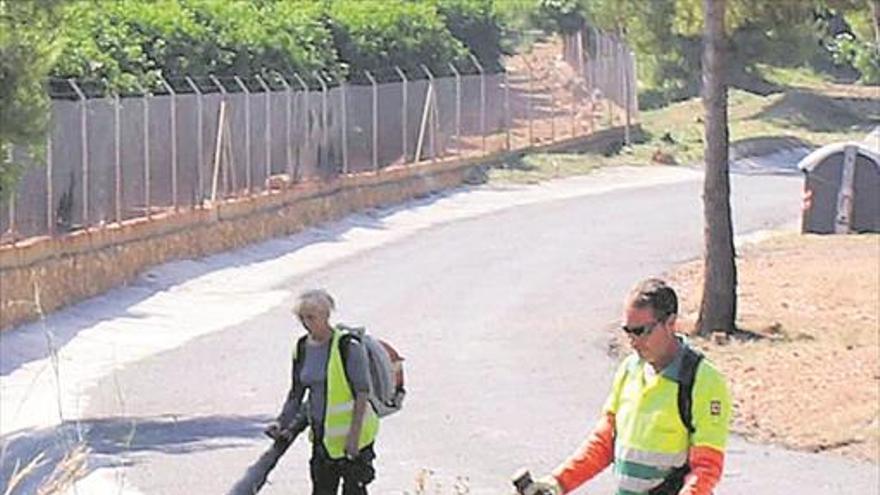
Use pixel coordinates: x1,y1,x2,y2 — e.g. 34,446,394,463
696,0,737,337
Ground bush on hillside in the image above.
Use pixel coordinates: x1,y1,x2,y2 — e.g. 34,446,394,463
434,0,507,73
53,0,337,93
328,0,469,81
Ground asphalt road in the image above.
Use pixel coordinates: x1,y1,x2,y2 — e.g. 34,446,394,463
3,167,877,494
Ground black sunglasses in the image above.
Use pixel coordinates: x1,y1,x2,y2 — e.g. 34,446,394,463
621,319,664,337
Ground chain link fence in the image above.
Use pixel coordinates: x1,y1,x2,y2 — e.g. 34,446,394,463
1,31,637,245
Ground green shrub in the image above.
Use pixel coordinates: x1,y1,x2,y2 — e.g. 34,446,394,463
53,0,337,92
434,0,507,72
829,33,880,85
328,0,468,81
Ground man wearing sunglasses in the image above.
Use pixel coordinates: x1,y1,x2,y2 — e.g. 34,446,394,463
527,278,731,495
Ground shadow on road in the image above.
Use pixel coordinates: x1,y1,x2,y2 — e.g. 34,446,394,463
0,413,271,494
0,189,458,378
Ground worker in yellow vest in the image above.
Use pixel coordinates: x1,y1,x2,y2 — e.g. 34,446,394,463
528,278,731,495
266,289,380,495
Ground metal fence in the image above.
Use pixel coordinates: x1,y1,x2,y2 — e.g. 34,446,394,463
0,31,637,244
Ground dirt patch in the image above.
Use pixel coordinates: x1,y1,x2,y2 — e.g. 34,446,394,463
664,233,880,463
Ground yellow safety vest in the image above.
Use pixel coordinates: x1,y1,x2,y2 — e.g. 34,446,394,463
604,343,731,494
322,327,380,459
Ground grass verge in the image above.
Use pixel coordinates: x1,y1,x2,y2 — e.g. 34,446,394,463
488,65,879,184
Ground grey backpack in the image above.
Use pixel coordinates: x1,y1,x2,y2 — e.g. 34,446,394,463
338,325,406,417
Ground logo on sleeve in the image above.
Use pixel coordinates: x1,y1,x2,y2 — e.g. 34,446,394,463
710,400,722,416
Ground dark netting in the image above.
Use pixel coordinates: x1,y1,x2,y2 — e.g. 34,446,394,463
226,91,251,195
249,88,270,189
10,146,49,239
200,93,222,202
484,73,506,153
0,188,8,239
433,76,457,159
376,81,404,168
407,79,430,163
344,83,374,174
86,98,117,224
268,90,293,178
50,100,85,231
299,88,325,180
119,95,147,220
5,29,639,243
290,88,310,181
461,75,485,146
507,70,531,149
147,94,174,208
326,85,344,177
175,93,201,208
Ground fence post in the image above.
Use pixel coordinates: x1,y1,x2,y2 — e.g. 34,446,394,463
394,67,408,164
292,73,309,181
158,77,179,210
469,54,486,154
312,72,329,173
232,76,252,193
255,75,272,186
605,36,613,128
364,70,379,172
420,64,438,161
113,91,122,223
621,44,631,146
209,75,228,198
5,147,14,240
550,79,556,142
134,82,152,219
570,72,577,139
576,29,585,79
449,62,462,156
184,77,204,204
68,79,89,225
503,69,511,151
338,75,349,175
627,50,639,126
525,60,534,145
274,73,293,180
46,130,54,235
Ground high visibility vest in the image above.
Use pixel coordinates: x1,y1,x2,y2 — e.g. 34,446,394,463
604,343,731,494
322,327,380,459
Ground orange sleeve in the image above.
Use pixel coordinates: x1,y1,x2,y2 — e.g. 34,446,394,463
679,445,724,495
551,412,615,493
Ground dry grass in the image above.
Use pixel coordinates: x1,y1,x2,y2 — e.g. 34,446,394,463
668,233,880,462
488,65,878,185
3,443,90,495
408,468,472,495
37,443,90,495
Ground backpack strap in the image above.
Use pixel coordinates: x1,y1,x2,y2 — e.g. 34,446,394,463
337,331,359,392
677,346,704,434
294,335,307,371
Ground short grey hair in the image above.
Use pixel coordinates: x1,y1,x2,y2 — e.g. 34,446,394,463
293,289,335,317
626,278,678,321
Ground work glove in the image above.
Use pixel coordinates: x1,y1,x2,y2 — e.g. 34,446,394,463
524,475,562,495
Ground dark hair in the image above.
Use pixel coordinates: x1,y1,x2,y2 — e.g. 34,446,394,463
627,278,678,321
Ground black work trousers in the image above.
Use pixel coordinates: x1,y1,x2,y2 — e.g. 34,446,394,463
310,442,376,495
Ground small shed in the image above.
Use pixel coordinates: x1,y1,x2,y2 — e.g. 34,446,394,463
798,141,880,234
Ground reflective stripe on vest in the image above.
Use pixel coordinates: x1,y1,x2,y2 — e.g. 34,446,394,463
323,328,379,459
611,356,689,494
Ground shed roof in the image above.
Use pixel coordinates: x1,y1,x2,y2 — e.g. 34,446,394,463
797,138,880,173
